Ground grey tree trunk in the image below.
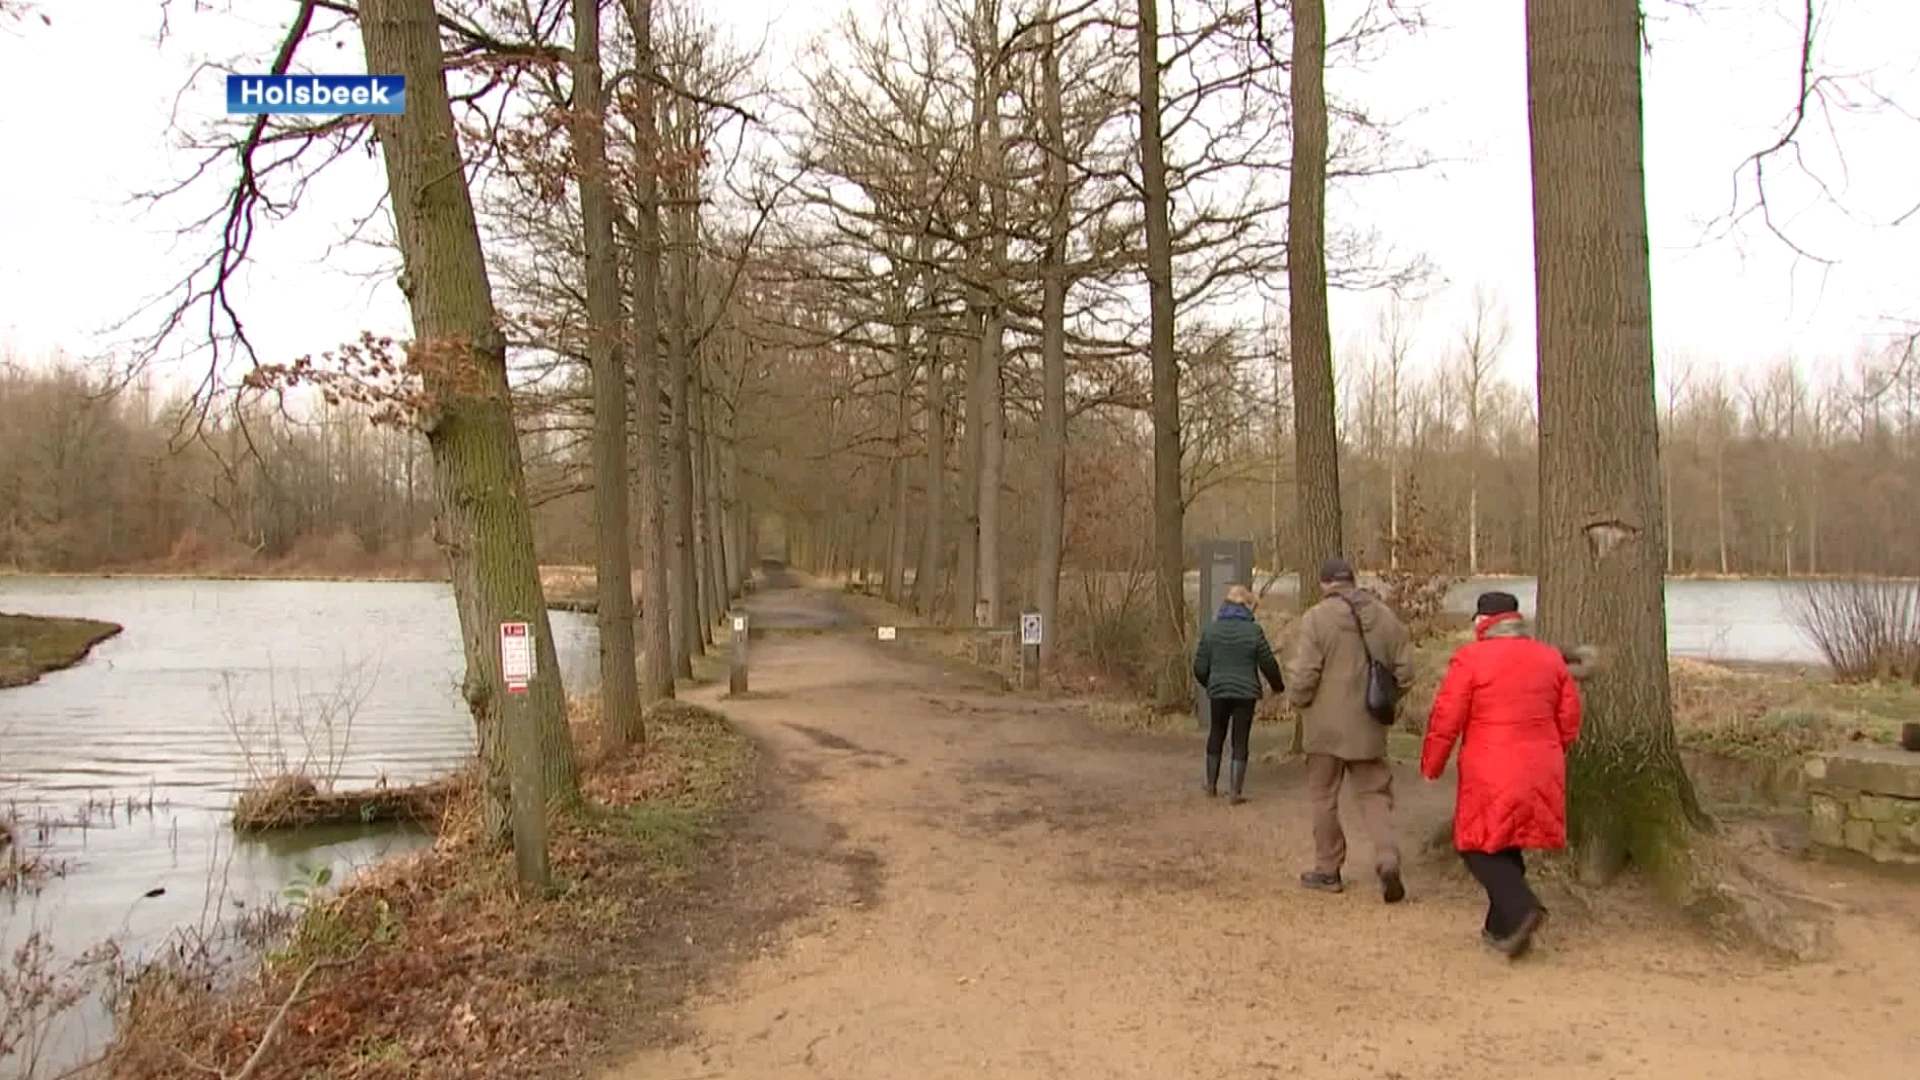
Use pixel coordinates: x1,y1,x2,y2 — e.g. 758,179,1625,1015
914,328,946,616
1036,12,1069,666
1288,0,1343,609
1527,0,1707,885
884,310,914,604
622,0,674,705
570,0,641,745
360,0,559,891
663,94,699,675
1136,0,1186,700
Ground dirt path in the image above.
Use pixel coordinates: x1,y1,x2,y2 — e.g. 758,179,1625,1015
604,579,1919,1080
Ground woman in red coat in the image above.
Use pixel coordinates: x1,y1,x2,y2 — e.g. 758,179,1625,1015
1420,591,1582,959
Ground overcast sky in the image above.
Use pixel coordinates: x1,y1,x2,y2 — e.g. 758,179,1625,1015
0,0,1913,396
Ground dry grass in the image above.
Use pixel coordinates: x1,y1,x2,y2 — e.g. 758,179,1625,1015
0,613,123,689
104,695,754,1080
231,774,464,833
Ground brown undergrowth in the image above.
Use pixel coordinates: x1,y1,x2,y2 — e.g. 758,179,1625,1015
104,696,753,1080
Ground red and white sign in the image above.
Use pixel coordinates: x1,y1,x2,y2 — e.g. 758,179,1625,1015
499,621,533,693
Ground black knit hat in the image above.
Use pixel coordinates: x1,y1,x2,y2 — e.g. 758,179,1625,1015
1318,556,1355,583
1474,591,1521,617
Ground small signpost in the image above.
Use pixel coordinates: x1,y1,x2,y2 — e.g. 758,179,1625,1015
877,626,897,641
1019,609,1042,689
729,607,749,695
499,621,533,694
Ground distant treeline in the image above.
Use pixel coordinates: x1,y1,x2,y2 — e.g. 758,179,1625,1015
2,346,1915,580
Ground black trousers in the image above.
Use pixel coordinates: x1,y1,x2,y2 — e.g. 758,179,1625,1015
1461,848,1540,939
1206,698,1256,762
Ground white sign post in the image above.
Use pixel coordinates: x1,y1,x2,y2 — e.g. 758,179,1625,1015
499,621,533,694
1020,612,1043,647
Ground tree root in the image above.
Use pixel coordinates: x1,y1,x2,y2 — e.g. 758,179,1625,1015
1667,835,1834,961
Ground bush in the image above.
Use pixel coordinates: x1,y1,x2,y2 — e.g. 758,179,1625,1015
1785,578,1920,684
1369,479,1463,643
1056,567,1182,698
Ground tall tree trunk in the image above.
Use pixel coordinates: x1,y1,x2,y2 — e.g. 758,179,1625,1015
623,0,673,705
570,0,640,745
884,311,914,604
664,95,699,675
691,348,721,633
360,0,559,891
1288,0,1343,608
1037,11,1069,666
1527,0,1706,886
914,329,946,616
954,308,983,624
701,357,731,604
1136,0,1186,698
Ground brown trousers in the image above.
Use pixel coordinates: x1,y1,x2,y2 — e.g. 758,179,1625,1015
1305,754,1400,876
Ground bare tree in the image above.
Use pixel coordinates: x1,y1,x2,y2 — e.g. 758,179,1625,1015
359,0,559,891
1288,0,1343,605
1455,284,1509,577
1527,0,1705,895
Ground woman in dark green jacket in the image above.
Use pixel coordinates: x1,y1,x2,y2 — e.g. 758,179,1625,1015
1193,585,1285,804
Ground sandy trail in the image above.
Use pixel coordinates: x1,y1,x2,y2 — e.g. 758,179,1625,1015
604,578,1918,1080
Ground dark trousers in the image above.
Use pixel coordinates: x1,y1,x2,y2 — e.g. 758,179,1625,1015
1205,698,1256,762
1461,848,1540,938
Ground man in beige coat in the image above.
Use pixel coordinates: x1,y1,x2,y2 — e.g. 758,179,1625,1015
1284,557,1418,903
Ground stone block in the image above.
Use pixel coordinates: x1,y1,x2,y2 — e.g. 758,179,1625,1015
1854,793,1907,822
1808,793,1846,848
1843,818,1875,854
1810,746,1920,799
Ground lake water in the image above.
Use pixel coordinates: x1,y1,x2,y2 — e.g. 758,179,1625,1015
0,577,599,1078
1226,574,1826,665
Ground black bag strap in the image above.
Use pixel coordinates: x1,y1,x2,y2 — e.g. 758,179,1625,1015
1338,594,1378,668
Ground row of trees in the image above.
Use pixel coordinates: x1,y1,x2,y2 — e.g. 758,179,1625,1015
9,329,1916,582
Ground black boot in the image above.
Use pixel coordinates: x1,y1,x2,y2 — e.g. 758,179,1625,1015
1204,754,1221,796
1227,760,1248,804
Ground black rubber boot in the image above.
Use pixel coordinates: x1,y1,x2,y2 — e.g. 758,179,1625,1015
1204,754,1221,797
1227,760,1248,804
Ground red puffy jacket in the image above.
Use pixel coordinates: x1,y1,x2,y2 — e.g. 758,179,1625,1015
1419,613,1583,853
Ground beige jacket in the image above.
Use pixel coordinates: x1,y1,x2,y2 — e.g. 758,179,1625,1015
1284,584,1417,761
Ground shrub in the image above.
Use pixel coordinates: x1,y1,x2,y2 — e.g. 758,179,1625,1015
1785,578,1920,684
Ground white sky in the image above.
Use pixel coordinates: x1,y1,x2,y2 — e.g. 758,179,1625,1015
0,0,1914,397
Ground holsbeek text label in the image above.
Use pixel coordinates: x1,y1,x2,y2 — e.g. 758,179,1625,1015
226,75,405,115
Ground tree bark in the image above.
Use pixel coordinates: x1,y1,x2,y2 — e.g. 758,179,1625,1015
570,0,641,745
1288,0,1343,608
623,0,673,705
914,323,946,616
1037,11,1069,666
955,312,984,624
1136,0,1186,697
884,308,914,604
664,94,700,675
359,0,558,891
1526,0,1707,886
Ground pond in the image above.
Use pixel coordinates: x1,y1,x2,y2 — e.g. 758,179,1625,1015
0,577,599,1078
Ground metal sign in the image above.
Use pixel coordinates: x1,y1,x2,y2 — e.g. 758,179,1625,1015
1020,611,1043,647
499,622,533,693
877,626,897,641
732,615,746,633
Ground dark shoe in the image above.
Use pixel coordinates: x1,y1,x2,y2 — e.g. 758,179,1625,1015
1497,907,1545,958
1227,760,1248,805
1379,865,1405,904
1299,871,1344,893
1203,754,1221,797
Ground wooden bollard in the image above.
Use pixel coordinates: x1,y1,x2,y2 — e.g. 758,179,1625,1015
729,607,748,695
